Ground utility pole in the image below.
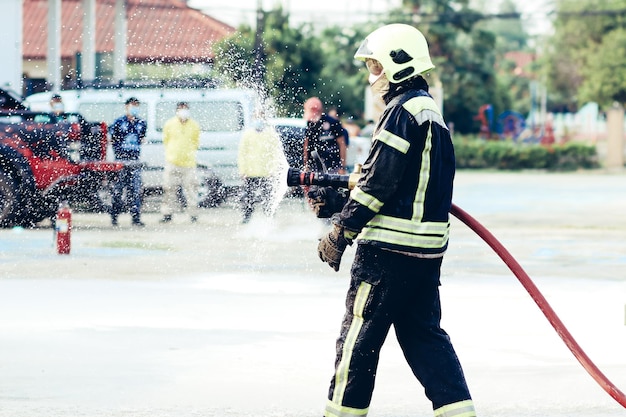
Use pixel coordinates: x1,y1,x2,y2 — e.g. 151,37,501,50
253,0,266,88
113,0,128,84
47,0,62,92
82,0,97,84
606,102,625,169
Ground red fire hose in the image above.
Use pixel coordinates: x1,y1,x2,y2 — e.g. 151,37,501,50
286,167,625,405
450,203,626,408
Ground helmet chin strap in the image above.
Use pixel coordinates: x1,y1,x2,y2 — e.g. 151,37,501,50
368,72,383,85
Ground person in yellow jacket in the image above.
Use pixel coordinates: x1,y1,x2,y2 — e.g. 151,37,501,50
237,118,285,223
159,102,201,223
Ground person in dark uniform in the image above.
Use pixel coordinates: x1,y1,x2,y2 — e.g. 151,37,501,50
317,24,476,417
49,94,64,115
302,97,347,174
109,97,147,227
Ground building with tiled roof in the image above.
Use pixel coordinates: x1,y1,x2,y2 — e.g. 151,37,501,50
22,0,235,91
503,51,537,78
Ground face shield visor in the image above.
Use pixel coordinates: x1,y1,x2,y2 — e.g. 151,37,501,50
365,59,384,84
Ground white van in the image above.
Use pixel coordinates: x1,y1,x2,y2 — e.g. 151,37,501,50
25,88,259,205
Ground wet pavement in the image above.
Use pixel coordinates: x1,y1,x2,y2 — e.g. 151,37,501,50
1,170,625,416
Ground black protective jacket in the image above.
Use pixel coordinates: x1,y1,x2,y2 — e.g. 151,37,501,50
337,76,455,256
304,114,345,172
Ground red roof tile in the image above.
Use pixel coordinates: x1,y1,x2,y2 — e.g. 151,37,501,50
23,0,235,63
504,51,537,78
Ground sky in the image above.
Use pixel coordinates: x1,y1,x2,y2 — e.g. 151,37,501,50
189,0,401,28
189,0,554,35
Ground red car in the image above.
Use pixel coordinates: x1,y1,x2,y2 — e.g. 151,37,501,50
0,109,123,227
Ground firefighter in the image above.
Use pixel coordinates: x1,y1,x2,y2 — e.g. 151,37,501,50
317,24,476,417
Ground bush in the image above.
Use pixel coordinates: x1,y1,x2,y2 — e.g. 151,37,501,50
453,137,599,170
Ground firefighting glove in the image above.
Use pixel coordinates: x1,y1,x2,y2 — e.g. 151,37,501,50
318,222,355,272
307,186,348,218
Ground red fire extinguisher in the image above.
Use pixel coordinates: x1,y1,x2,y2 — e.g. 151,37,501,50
55,201,72,255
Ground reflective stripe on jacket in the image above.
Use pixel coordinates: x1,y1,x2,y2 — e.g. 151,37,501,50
338,83,455,256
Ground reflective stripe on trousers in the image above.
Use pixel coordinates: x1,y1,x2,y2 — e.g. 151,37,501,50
434,399,476,417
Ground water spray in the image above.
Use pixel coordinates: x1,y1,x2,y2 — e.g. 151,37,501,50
286,167,626,408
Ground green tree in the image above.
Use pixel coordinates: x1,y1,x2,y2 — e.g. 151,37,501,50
212,1,524,133
212,6,325,117
316,25,378,120
479,0,533,116
479,0,527,52
578,28,626,105
380,0,507,133
543,0,626,110
442,28,506,133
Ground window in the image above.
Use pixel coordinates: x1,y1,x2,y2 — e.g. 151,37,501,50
79,102,148,125
0,115,24,124
32,114,54,123
155,101,244,132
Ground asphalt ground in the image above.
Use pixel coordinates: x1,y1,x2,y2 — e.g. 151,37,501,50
1,169,625,417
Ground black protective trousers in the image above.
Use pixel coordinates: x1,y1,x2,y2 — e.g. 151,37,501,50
327,244,472,414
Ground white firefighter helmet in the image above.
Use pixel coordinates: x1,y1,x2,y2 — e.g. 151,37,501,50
354,23,435,83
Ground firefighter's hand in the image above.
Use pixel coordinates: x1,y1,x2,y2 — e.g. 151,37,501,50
318,224,352,272
307,186,348,218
